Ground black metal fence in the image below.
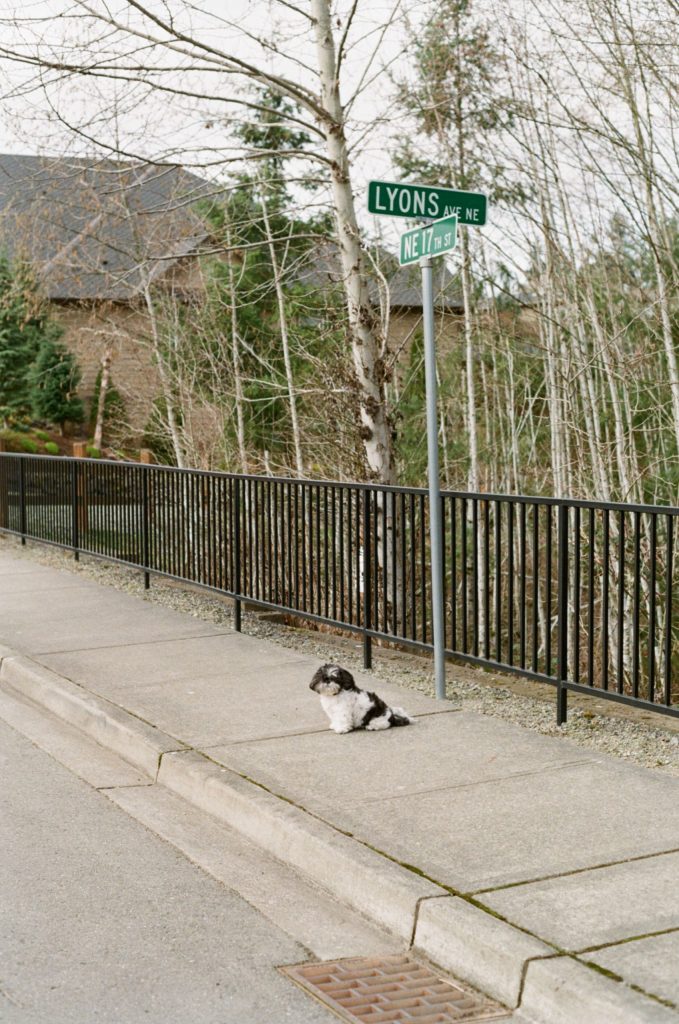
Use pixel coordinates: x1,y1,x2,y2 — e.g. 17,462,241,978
1,452,678,725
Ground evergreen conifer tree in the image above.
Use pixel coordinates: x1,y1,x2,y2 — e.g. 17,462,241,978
0,255,45,424
29,339,84,431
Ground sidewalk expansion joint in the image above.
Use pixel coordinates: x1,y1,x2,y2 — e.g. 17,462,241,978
203,727,332,746
363,758,599,803
462,894,565,953
569,954,679,1013
574,925,679,956
97,782,156,792
34,631,235,656
470,845,679,896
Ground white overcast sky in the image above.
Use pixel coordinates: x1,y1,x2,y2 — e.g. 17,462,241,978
0,0,670,273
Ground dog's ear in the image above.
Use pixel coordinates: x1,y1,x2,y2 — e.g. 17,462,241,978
335,667,356,690
310,666,325,691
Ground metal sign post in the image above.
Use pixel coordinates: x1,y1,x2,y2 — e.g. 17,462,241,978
369,181,487,700
420,255,447,700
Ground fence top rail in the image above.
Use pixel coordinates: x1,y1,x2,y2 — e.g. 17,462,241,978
2,452,679,518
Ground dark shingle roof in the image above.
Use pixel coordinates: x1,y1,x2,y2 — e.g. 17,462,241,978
0,154,211,300
294,239,463,311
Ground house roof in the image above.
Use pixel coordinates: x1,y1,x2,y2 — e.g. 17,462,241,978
0,154,211,300
294,238,463,311
0,154,463,311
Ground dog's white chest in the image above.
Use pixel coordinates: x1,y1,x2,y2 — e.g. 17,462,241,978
320,689,371,732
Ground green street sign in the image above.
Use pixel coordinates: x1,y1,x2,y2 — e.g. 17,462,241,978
368,179,487,226
399,214,458,266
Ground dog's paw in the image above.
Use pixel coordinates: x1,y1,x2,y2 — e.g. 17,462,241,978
331,724,352,734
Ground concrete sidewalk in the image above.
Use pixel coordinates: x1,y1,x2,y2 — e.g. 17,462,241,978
1,547,679,1023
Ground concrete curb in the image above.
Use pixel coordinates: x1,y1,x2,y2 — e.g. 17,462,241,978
520,955,679,1023
1,647,674,1021
158,748,443,942
0,653,185,778
412,895,552,1007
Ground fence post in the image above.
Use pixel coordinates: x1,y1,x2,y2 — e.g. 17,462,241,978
71,459,79,559
141,466,150,590
557,502,569,725
0,442,7,531
234,476,242,632
71,441,88,559
140,451,154,589
363,488,372,670
19,457,26,545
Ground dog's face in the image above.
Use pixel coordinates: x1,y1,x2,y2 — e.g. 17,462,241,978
309,663,356,697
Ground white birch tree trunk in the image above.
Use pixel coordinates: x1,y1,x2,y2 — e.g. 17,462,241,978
310,0,394,485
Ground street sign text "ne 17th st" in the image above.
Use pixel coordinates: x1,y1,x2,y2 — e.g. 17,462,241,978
399,214,458,266
368,179,487,226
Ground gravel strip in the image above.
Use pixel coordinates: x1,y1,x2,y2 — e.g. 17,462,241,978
3,534,679,776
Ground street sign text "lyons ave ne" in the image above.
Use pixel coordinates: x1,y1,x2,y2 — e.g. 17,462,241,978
368,180,487,226
399,214,458,266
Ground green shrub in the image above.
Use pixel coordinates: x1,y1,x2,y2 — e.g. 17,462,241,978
35,429,51,441
85,445,101,459
43,441,60,455
0,430,21,451
20,437,38,453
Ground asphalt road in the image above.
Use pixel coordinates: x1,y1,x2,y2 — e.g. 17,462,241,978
0,717,336,1024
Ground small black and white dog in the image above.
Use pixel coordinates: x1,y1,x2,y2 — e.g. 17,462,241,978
310,663,415,734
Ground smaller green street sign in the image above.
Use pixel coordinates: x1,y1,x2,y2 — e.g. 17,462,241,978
399,214,458,266
368,179,487,226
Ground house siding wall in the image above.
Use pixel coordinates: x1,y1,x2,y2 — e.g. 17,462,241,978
53,300,160,441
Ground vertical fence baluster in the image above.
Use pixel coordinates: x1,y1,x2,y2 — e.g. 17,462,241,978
574,507,580,683
461,497,468,653
495,500,502,664
421,493,428,644
484,499,490,660
234,476,242,632
649,514,657,702
557,503,569,725
664,515,673,708
410,493,417,642
546,505,553,676
71,458,78,559
633,511,642,700
532,503,539,673
507,501,514,666
472,499,479,658
142,465,150,589
520,502,526,668
602,509,610,691
615,510,624,693
586,507,596,683
363,488,372,668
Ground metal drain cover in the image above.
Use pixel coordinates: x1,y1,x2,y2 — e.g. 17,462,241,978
281,954,511,1023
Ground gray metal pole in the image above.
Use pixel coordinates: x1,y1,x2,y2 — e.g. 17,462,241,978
420,255,446,699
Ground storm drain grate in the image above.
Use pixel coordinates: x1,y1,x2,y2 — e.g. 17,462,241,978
281,954,511,1023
